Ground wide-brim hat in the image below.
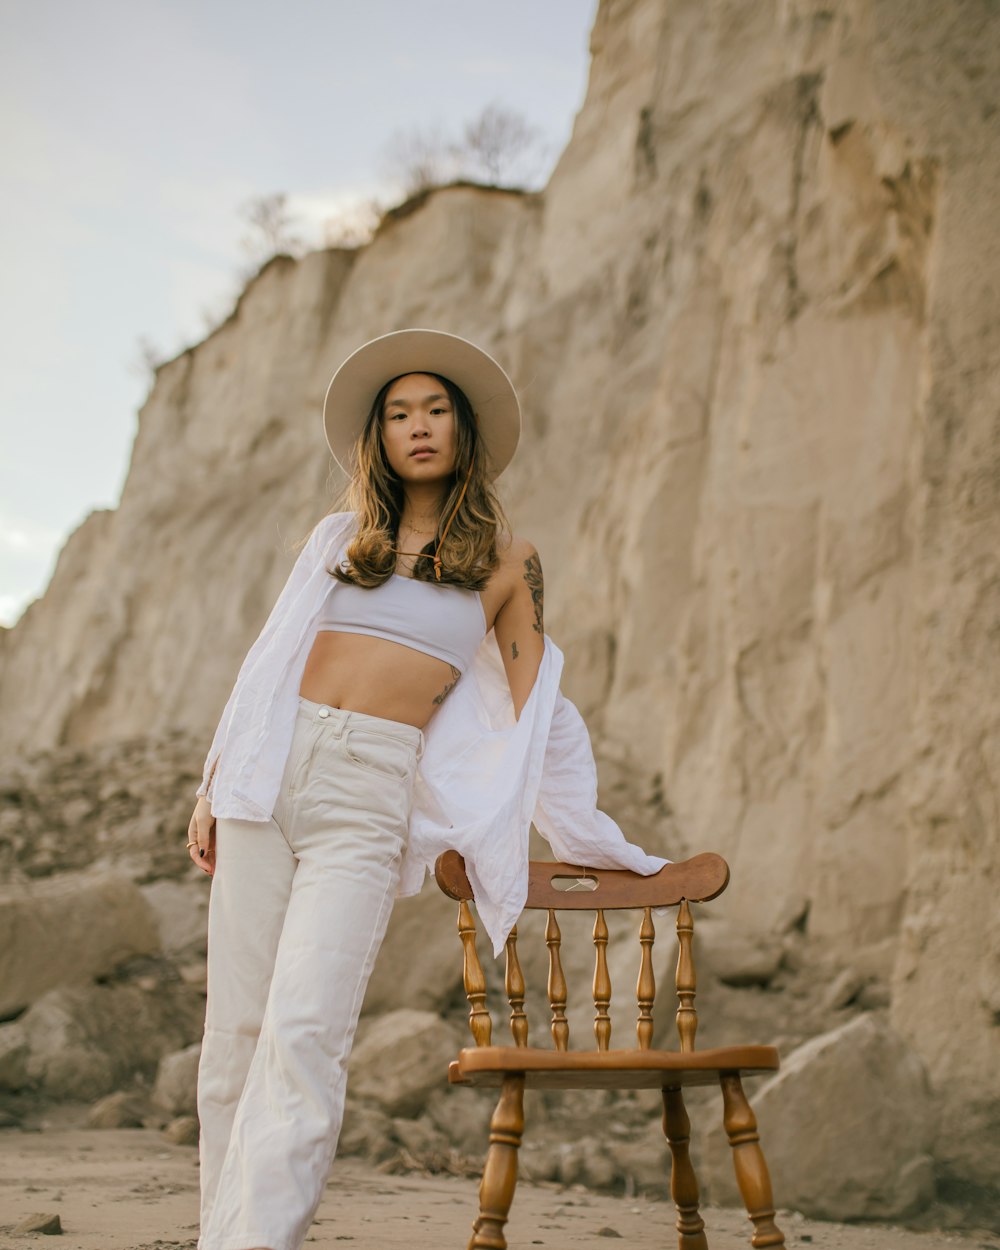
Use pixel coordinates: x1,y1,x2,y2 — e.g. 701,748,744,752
323,328,521,480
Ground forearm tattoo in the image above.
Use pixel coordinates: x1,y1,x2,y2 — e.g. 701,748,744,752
511,641,519,660
432,665,462,706
523,553,544,635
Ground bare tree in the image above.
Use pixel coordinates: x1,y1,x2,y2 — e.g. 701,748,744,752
238,192,304,271
381,122,460,198
381,103,549,199
455,102,544,186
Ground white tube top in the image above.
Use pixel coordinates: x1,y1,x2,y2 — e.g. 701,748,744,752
315,573,488,673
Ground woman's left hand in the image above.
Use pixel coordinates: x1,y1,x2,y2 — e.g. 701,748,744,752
187,796,216,876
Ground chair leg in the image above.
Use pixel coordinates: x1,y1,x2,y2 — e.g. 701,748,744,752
719,1072,785,1248
468,1074,526,1250
662,1085,709,1250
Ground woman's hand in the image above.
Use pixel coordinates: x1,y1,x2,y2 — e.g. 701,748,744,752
188,796,216,876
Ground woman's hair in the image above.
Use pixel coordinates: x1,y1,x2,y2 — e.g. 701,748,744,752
327,371,511,591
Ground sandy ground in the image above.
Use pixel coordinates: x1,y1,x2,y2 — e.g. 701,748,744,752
0,1121,989,1250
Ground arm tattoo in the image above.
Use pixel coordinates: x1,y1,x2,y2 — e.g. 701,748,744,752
432,664,462,706
523,553,544,635
511,641,519,660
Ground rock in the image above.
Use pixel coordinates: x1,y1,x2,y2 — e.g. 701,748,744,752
821,968,866,1011
391,1113,450,1164
0,1021,30,1091
19,981,203,1101
361,888,465,1017
13,1211,62,1233
697,920,784,988
605,1119,671,1193
152,1042,201,1116
597,1229,623,1239
0,871,160,1016
86,1089,149,1128
163,1114,199,1145
139,879,208,954
348,1009,462,1117
698,1015,935,1220
338,1098,395,1163
424,1086,494,1156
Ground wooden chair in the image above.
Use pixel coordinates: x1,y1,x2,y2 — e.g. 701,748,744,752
434,850,785,1250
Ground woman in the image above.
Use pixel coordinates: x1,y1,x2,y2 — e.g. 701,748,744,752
187,328,666,1250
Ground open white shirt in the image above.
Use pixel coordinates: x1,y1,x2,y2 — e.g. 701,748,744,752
198,511,668,954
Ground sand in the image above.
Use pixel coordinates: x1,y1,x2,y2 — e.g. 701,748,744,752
0,1117,987,1250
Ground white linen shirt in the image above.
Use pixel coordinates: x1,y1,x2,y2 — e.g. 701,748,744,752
197,511,668,954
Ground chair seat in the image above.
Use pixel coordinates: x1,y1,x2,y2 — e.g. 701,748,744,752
449,1044,780,1090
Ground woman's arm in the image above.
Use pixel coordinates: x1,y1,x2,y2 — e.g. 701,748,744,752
493,538,546,720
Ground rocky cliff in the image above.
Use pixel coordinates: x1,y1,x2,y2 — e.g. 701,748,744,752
2,0,998,1213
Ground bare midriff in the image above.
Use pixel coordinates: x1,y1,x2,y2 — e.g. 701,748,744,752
297,629,461,730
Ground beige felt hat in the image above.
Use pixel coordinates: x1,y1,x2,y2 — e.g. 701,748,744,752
323,328,521,480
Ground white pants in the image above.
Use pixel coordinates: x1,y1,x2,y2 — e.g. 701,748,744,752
196,696,424,1250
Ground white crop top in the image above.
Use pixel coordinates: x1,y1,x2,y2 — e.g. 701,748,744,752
315,572,488,673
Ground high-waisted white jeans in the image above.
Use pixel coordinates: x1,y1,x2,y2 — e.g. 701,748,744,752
196,695,424,1250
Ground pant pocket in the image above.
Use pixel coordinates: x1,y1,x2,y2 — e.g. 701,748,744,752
344,726,418,783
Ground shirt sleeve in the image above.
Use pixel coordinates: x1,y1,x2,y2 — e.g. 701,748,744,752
532,689,671,874
195,513,341,801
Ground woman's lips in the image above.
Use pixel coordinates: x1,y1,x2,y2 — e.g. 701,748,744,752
410,449,436,458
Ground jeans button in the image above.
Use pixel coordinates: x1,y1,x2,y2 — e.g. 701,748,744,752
318,707,330,719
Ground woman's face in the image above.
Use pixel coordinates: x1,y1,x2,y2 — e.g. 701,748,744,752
380,372,458,482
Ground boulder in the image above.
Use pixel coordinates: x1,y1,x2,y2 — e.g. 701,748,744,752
152,1042,201,1115
19,980,203,1100
361,889,464,1017
0,871,160,1016
0,1021,29,1091
86,1089,149,1128
348,1008,462,1117
338,1097,395,1163
698,1014,935,1220
13,1212,62,1234
163,1114,199,1146
139,879,208,954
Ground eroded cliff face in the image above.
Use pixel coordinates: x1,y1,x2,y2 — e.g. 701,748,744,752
1,0,997,1195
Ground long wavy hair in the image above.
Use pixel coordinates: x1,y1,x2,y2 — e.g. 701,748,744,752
327,371,511,591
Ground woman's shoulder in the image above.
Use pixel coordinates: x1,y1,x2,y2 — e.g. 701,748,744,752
496,532,540,572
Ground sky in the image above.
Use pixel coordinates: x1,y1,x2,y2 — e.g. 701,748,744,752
0,0,599,627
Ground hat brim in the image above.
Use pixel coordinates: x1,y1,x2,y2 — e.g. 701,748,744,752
323,328,521,481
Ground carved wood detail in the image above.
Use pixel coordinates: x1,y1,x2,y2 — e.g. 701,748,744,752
468,1073,526,1250
504,924,528,1048
676,899,698,1053
546,908,569,1052
459,899,492,1047
593,907,612,1051
662,1085,709,1250
720,1072,786,1248
637,906,656,1050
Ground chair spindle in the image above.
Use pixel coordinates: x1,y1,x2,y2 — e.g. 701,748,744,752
459,899,492,1047
675,898,698,1052
593,907,612,1051
637,906,656,1050
545,908,570,1051
504,924,529,1047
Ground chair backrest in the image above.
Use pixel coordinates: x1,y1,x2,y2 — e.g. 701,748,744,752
434,853,730,1055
